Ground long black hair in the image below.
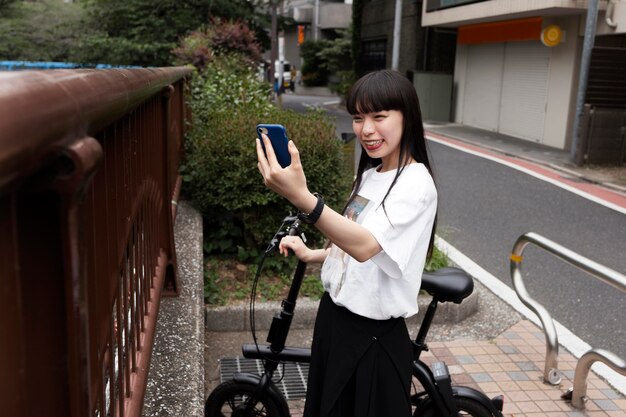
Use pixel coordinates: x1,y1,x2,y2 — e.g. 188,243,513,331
345,69,438,259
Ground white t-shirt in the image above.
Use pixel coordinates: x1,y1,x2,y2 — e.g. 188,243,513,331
320,162,437,320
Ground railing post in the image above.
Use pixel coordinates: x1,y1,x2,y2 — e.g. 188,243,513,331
161,85,179,296
510,239,561,385
8,137,102,417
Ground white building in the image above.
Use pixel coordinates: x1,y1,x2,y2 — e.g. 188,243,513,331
422,0,626,161
275,0,352,69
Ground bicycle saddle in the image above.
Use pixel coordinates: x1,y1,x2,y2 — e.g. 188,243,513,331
421,267,474,304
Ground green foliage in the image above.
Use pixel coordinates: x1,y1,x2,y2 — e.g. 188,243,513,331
424,245,449,272
172,19,262,72
185,107,351,256
300,30,356,95
301,275,325,300
315,29,355,97
299,40,329,87
183,55,352,264
62,0,267,66
204,259,224,305
188,54,273,120
0,0,85,61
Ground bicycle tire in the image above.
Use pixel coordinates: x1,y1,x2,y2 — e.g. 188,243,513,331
414,395,494,417
205,380,289,417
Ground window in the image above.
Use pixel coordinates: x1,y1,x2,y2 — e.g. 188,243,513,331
359,39,387,75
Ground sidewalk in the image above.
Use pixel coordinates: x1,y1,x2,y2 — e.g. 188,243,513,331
205,303,626,417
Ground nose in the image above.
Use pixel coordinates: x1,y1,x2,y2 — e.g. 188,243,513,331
362,117,375,136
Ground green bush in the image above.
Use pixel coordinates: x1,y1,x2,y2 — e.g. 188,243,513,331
183,57,352,265
300,40,329,87
172,18,262,72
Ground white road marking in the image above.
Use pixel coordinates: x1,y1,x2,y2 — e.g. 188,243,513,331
426,134,626,216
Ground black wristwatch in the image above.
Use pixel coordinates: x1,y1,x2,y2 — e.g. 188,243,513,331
297,193,324,224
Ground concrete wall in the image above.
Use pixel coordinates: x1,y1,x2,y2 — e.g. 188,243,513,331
452,15,583,149
597,2,626,35
422,0,593,27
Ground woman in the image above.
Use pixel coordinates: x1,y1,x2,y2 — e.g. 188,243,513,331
256,69,438,417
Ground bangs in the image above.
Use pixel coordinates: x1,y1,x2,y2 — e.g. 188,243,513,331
346,70,406,115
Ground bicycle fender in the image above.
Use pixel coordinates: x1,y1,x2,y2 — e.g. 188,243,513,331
452,386,504,417
232,373,291,416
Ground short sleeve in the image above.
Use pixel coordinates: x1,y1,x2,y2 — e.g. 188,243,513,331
361,171,437,280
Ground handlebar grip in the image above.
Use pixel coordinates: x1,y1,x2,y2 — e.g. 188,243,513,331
286,220,300,256
288,219,301,236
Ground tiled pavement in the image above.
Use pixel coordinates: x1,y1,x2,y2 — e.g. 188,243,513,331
285,320,625,417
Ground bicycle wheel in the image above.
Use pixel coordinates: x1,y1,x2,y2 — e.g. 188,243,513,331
414,396,494,417
204,380,288,417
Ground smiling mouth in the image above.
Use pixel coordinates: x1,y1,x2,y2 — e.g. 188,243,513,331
363,139,383,151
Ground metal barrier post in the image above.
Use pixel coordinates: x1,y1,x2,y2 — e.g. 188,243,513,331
510,237,561,385
571,349,626,408
510,232,626,404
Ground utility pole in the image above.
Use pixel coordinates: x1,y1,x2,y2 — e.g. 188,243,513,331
391,0,402,70
314,0,320,41
270,0,278,94
570,0,599,165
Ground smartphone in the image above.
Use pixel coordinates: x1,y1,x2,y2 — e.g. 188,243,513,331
257,124,291,168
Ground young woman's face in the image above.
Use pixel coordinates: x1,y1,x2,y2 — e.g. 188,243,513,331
352,110,404,172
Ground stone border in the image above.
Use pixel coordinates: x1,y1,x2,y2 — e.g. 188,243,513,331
206,289,478,332
142,202,205,417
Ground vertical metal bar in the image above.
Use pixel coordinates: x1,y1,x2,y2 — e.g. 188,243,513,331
0,194,26,417
570,0,600,164
391,0,402,70
161,86,179,295
571,349,626,408
510,243,561,385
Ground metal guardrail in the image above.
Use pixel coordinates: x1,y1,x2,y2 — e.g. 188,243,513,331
510,232,626,408
0,67,192,417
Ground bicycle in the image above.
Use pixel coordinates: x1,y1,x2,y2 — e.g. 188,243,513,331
205,214,505,417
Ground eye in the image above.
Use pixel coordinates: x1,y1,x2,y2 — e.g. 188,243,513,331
374,113,386,120
352,116,363,123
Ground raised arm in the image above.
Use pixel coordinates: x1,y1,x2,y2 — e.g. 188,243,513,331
257,135,382,263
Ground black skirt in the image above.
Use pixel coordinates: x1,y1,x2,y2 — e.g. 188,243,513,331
303,292,413,417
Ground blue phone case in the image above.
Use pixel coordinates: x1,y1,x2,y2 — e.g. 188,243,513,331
257,124,291,168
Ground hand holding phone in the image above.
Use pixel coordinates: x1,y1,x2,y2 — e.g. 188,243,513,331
257,124,291,168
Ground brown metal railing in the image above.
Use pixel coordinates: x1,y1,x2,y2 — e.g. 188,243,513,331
0,67,192,417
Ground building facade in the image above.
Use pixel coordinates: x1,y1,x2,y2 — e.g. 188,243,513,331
422,0,626,157
281,0,353,68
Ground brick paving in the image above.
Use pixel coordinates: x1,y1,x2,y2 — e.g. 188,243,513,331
284,320,626,416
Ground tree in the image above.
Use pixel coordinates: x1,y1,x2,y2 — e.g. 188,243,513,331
0,0,85,62
72,0,269,67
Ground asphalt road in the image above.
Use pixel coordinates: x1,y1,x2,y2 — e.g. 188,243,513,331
430,140,626,359
283,92,626,359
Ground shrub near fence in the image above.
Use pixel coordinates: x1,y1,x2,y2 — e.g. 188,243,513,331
184,104,352,259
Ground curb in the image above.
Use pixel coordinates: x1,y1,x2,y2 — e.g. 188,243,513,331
205,288,478,332
142,202,205,417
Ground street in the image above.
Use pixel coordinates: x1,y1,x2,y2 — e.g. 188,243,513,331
430,139,626,359
283,92,626,359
